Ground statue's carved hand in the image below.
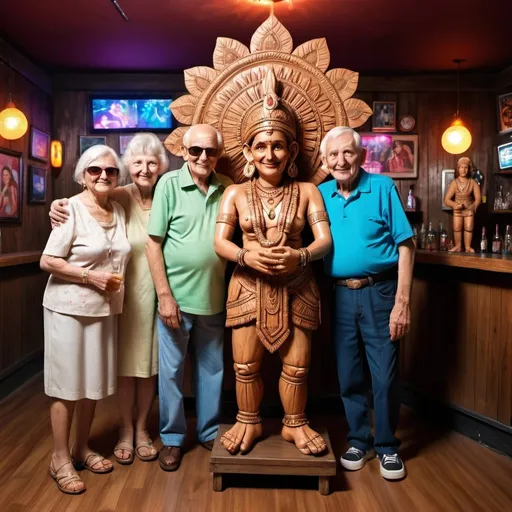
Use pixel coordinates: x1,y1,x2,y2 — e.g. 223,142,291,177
266,247,300,273
244,250,282,275
389,299,411,341
454,203,463,210
158,297,182,329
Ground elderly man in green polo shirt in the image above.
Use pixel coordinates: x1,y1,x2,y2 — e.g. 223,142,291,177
146,124,232,472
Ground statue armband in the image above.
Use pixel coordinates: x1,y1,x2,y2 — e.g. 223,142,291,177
307,211,329,226
216,213,238,227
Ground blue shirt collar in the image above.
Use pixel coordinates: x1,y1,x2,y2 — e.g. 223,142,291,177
329,168,371,198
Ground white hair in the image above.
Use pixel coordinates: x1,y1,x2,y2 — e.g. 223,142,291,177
74,145,126,185
320,127,362,158
182,124,224,155
122,132,169,173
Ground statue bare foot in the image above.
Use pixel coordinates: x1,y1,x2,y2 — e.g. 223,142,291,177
449,245,462,253
281,424,327,455
220,422,263,455
465,247,475,253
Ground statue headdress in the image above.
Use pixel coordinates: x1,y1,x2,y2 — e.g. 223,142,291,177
165,15,372,184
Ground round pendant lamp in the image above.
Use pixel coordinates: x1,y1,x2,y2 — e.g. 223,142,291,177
441,59,472,155
0,101,28,141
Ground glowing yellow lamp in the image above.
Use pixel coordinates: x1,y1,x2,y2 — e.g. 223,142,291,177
51,140,63,168
0,102,28,140
441,118,472,155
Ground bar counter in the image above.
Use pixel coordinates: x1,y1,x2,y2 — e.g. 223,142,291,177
403,249,512,447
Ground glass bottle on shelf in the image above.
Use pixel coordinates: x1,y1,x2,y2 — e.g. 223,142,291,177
480,226,488,253
426,222,436,251
412,226,418,247
492,224,502,254
419,223,427,250
504,225,512,255
439,222,448,251
504,190,511,211
494,186,503,211
406,187,416,210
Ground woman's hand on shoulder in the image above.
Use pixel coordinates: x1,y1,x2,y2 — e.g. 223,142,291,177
49,198,70,227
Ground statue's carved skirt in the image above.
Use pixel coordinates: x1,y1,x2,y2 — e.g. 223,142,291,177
226,265,321,353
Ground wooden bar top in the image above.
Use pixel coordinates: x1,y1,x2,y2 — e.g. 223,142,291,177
415,249,512,274
0,251,42,269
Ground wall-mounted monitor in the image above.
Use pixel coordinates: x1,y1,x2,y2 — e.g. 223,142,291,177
498,142,512,170
90,96,173,132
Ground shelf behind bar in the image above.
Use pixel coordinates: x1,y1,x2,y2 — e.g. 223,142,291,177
415,250,512,274
0,251,42,269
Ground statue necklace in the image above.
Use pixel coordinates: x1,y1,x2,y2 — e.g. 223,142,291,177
456,177,470,193
256,180,284,220
246,178,300,248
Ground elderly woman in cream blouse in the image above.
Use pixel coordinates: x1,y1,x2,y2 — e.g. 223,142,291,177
41,145,131,494
50,133,169,465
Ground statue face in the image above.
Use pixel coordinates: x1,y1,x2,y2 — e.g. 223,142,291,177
323,132,364,188
458,163,469,177
247,130,297,180
183,125,220,180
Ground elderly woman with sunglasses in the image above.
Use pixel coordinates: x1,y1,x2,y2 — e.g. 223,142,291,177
40,145,131,494
50,133,169,466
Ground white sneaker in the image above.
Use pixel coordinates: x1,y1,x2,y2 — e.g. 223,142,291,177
340,446,376,471
378,453,406,480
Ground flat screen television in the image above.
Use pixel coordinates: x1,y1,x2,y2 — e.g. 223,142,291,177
498,142,512,170
90,97,173,132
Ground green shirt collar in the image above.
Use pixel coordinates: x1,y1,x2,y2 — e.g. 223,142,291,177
179,162,225,199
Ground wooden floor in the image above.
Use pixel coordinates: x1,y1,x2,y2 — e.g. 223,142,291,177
1,376,512,512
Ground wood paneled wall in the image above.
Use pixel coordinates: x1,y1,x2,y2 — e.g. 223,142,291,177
403,264,512,427
0,62,53,377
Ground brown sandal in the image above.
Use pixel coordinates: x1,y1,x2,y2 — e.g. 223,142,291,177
50,461,85,495
114,438,134,465
135,430,158,462
73,452,113,474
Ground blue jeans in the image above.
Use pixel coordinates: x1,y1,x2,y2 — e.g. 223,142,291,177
158,312,224,447
333,279,401,455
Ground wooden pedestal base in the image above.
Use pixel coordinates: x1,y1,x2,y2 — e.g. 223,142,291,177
210,424,337,495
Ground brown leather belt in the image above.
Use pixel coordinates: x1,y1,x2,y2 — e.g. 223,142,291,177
334,267,398,290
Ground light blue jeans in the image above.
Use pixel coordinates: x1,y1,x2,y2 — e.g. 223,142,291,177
158,312,224,447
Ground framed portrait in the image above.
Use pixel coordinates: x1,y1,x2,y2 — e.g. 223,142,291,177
29,127,50,163
497,93,512,135
119,134,135,155
28,166,47,204
372,101,397,132
79,135,106,156
441,169,455,211
0,148,23,223
360,133,393,175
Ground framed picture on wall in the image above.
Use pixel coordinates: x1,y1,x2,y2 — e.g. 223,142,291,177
119,134,135,155
0,147,23,223
498,93,512,135
441,169,455,211
382,135,418,178
79,135,106,156
28,166,47,204
29,127,50,163
372,101,397,132
360,133,393,175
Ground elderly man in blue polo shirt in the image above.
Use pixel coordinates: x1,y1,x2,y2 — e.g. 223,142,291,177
318,126,415,480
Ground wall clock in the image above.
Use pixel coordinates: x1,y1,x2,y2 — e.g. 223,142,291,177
399,115,416,132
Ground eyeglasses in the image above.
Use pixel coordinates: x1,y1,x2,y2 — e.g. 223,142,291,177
186,146,218,158
86,166,120,177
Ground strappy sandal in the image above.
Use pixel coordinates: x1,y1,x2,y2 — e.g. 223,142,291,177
49,461,85,495
135,430,158,462
73,452,113,474
114,438,134,465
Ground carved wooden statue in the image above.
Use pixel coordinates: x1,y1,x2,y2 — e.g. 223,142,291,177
165,15,372,455
444,157,481,252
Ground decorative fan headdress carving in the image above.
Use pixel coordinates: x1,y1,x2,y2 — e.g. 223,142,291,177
166,15,372,185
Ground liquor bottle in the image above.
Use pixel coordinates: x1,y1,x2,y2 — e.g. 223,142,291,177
492,224,502,254
412,226,418,247
419,223,427,250
480,226,488,253
439,222,448,251
504,225,512,255
406,187,416,210
426,222,436,251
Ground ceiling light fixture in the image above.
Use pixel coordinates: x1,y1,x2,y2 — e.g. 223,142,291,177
0,59,28,141
110,0,129,21
441,59,472,155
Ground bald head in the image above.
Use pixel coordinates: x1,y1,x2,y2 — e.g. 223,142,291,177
183,124,223,152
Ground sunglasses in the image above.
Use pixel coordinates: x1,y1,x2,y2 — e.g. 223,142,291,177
86,166,120,177
187,146,218,158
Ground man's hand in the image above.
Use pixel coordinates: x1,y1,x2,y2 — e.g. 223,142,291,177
49,198,70,227
158,296,182,329
389,298,410,341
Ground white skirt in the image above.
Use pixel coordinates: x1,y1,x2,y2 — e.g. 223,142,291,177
44,308,117,400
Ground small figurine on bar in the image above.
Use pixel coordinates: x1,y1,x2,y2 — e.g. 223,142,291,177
444,157,482,252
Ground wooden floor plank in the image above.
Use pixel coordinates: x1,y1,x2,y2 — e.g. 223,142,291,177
0,375,511,512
